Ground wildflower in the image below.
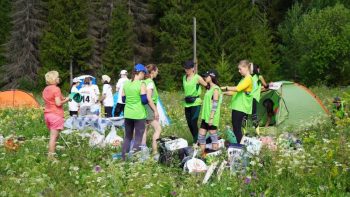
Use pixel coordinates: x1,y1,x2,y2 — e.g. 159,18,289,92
170,191,177,196
94,165,101,173
250,161,256,166
244,176,251,184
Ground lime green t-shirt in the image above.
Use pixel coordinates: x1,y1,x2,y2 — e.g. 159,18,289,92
201,85,222,127
251,74,262,101
230,75,253,114
183,74,202,107
145,78,159,104
123,80,147,119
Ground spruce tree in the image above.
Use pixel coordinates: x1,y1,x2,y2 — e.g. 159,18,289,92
40,0,92,88
151,0,195,90
0,0,11,69
1,0,47,89
129,0,154,63
87,0,115,69
102,1,134,78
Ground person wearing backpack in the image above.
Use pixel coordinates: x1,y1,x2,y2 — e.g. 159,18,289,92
222,60,253,144
198,69,222,154
182,60,207,144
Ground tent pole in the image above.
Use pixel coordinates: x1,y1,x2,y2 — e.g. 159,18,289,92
193,17,197,73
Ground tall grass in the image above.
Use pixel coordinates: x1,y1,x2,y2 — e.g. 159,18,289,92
0,88,349,196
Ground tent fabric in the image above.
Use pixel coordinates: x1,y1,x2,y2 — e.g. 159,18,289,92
257,81,329,129
0,90,40,109
76,75,97,90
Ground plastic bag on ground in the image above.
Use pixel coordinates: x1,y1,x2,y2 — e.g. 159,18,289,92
104,126,123,147
89,131,105,147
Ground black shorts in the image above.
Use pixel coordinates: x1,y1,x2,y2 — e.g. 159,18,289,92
69,111,78,116
200,119,217,130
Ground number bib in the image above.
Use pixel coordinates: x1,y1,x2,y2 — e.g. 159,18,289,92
79,87,96,107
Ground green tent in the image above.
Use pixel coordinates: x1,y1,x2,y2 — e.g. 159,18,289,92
257,81,330,131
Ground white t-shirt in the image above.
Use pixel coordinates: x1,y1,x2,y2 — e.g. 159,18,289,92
116,78,129,104
79,85,97,107
92,84,100,98
68,86,79,111
102,84,114,107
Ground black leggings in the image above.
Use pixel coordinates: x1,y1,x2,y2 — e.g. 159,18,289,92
114,103,125,117
232,110,247,144
122,118,146,160
252,99,258,127
104,106,113,118
185,106,201,143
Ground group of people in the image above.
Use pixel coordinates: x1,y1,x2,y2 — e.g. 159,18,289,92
182,60,268,154
42,64,162,160
68,71,129,118
42,59,268,160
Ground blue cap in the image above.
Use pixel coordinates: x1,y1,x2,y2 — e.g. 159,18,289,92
134,63,148,73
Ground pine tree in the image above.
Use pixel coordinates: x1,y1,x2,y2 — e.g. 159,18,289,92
0,0,11,69
128,0,154,63
195,0,276,81
215,52,233,86
1,0,47,89
102,1,134,78
87,0,115,69
40,0,92,89
151,0,195,90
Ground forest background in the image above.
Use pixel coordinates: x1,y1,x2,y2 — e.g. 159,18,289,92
1,0,350,91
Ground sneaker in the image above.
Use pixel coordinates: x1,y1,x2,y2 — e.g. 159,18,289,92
153,153,160,161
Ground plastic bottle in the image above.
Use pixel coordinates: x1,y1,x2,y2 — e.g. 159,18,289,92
140,145,150,162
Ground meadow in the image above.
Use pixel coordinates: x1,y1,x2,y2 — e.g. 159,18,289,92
0,86,349,196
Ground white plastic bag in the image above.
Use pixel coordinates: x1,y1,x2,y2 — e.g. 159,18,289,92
184,150,208,173
89,131,105,147
104,126,123,147
241,136,262,155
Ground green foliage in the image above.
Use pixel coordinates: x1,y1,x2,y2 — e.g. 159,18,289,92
40,0,92,88
215,52,232,86
0,89,350,195
152,0,277,89
151,0,195,90
279,3,350,86
102,1,134,79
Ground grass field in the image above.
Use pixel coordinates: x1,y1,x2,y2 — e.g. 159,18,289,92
0,86,349,196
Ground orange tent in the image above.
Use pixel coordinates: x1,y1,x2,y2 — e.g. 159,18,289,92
0,90,40,109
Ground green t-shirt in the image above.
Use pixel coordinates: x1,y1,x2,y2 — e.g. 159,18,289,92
230,76,253,114
201,85,222,127
145,78,159,104
123,80,147,119
251,75,262,101
183,74,202,107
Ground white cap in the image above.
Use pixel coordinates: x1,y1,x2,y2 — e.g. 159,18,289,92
72,78,80,83
102,75,111,83
120,70,128,75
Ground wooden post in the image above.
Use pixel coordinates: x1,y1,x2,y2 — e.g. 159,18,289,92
193,17,197,73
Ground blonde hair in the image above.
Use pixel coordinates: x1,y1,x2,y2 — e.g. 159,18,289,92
45,71,59,85
238,60,251,72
